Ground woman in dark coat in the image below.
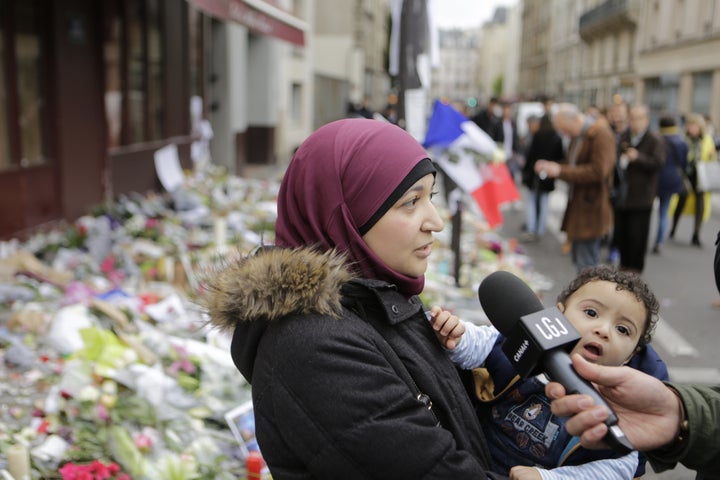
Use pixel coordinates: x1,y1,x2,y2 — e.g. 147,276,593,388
203,119,505,479
521,114,564,241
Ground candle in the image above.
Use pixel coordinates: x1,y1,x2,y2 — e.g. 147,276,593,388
214,216,228,253
7,443,30,480
246,451,264,479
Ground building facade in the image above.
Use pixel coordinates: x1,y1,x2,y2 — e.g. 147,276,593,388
191,0,311,171
430,28,481,111
0,0,310,239
521,0,720,126
478,6,521,103
518,1,552,99
313,0,390,128
634,0,720,124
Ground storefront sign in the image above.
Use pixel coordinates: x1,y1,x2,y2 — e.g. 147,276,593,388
191,0,306,46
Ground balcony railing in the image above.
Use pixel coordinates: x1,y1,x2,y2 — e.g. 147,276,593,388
579,0,636,42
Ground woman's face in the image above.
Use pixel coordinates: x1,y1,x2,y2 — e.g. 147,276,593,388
686,122,701,138
362,173,444,278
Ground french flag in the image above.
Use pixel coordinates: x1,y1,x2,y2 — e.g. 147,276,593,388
423,99,520,228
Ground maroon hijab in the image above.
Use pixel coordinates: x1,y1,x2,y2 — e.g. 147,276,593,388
275,118,433,296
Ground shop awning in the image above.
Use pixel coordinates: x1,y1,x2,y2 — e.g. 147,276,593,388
190,0,306,46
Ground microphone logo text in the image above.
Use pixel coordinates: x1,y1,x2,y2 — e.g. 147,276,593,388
534,316,569,340
513,339,530,362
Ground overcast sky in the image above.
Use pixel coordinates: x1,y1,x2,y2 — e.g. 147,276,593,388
429,0,519,29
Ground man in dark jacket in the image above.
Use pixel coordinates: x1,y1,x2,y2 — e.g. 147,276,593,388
614,104,665,273
471,96,501,141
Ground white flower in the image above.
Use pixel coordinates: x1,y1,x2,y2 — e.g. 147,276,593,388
78,385,101,403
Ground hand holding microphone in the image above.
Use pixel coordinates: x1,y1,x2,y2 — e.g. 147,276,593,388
477,270,634,454
545,354,684,452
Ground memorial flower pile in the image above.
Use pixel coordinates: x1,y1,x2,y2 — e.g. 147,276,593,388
0,161,550,479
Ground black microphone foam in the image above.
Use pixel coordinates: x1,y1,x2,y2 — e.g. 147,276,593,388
477,269,634,454
477,269,543,337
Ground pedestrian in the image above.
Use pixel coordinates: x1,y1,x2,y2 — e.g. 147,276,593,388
670,113,717,247
201,118,506,479
606,100,630,264
431,265,667,479
653,114,689,254
472,96,502,141
354,95,375,119
544,228,720,478
498,100,522,185
520,114,564,242
613,104,664,273
534,103,617,273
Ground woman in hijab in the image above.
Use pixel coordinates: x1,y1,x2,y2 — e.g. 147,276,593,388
203,118,503,479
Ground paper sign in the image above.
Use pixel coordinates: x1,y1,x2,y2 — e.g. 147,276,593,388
154,144,184,192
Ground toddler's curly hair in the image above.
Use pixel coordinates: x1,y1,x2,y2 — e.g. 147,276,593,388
556,265,659,347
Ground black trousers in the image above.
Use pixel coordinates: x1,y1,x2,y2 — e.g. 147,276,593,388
615,207,652,273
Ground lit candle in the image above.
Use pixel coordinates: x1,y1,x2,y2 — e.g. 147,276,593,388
7,443,30,480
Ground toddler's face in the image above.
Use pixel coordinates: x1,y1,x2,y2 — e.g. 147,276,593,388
561,280,646,367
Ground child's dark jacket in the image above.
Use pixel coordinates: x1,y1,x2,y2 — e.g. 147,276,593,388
471,335,668,477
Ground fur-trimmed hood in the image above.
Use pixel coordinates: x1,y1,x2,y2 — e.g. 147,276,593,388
202,247,355,331
201,247,355,381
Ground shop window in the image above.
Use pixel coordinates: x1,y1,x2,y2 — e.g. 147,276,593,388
0,26,10,169
692,71,712,117
188,6,206,101
290,82,302,122
0,0,50,172
645,76,679,124
104,1,122,148
103,0,165,148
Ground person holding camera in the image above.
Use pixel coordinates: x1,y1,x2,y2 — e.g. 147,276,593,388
612,104,664,273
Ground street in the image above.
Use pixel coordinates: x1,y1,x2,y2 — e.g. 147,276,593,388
491,184,720,480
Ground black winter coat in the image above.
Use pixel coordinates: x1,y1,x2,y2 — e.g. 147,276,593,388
204,247,504,479
617,129,665,209
522,126,564,192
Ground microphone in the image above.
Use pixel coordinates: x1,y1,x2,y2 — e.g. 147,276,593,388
478,270,633,454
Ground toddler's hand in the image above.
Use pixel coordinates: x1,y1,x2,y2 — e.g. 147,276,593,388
428,306,464,350
509,465,543,480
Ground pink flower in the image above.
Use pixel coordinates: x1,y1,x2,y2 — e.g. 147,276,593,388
59,461,126,480
100,255,116,274
62,281,96,305
106,270,125,286
133,432,154,452
179,358,196,374
172,344,189,358
96,403,110,422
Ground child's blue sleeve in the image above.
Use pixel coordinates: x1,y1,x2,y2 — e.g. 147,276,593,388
446,322,500,370
537,450,638,480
